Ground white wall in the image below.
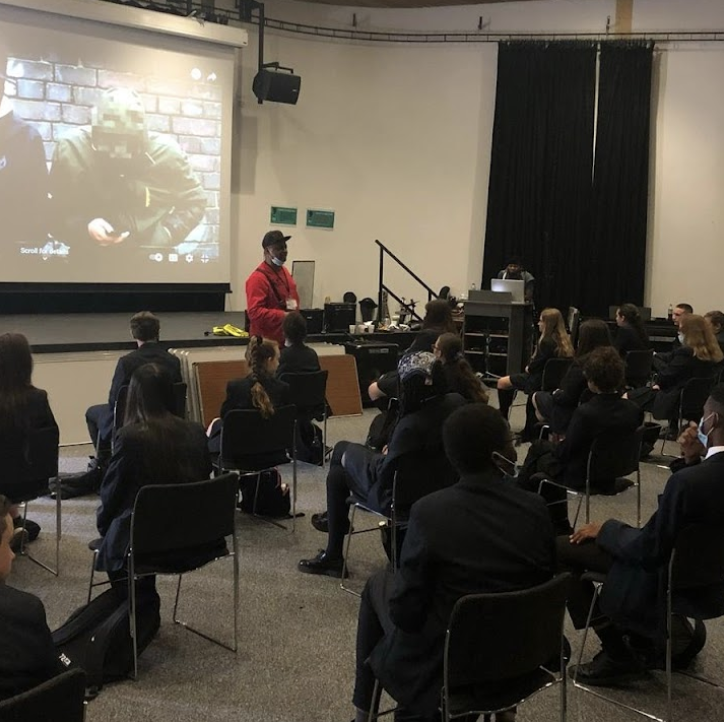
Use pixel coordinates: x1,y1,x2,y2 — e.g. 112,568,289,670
225,0,724,319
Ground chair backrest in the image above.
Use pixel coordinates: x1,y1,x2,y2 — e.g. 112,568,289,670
670,524,724,591
625,349,654,386
172,382,188,418
444,573,569,688
278,370,328,411
219,406,297,464
0,668,86,721
567,307,581,347
541,357,573,392
587,425,644,482
392,451,458,510
113,385,130,431
680,377,717,422
23,426,60,481
114,382,187,430
130,473,238,557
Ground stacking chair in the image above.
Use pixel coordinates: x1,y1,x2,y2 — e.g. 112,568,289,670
567,307,581,348
216,405,298,529
278,370,329,466
341,452,457,596
539,426,645,528
625,349,654,389
367,574,570,722
542,357,574,392
0,668,87,721
87,473,239,680
574,524,724,722
660,377,717,455
11,425,62,575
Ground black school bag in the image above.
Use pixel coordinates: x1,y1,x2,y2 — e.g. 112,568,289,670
53,586,161,696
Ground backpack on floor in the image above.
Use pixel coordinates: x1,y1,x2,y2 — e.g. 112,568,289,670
52,586,161,695
238,468,291,518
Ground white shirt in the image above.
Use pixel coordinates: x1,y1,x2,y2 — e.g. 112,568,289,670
705,446,724,460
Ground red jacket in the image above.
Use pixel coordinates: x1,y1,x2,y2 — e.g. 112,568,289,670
245,261,300,346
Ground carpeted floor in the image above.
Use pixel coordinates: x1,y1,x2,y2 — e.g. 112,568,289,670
11,397,724,722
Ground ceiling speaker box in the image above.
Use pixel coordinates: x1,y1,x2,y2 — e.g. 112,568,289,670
253,69,301,105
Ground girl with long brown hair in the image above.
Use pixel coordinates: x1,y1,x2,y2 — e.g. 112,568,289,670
433,332,489,404
496,308,574,430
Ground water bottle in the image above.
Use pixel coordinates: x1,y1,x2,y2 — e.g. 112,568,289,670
667,304,673,321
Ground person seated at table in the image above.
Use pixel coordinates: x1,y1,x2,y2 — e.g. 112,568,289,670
0,332,58,550
517,347,642,534
207,336,290,456
559,386,724,685
0,495,62,701
497,307,574,437
433,332,489,403
704,310,724,356
613,303,649,358
368,299,456,403
532,319,612,435
348,404,555,722
298,351,466,578
625,314,722,424
276,311,320,377
95,363,212,592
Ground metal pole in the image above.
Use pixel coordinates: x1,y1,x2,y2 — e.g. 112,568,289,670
377,241,384,324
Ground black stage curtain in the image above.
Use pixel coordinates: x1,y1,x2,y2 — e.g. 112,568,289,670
482,41,654,317
483,42,597,313
582,41,654,316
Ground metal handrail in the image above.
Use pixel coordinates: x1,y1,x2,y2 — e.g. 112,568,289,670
376,239,439,324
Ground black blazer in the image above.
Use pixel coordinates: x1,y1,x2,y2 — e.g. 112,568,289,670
524,337,559,392
219,375,290,419
598,451,724,637
96,417,212,572
653,346,720,420
0,584,59,701
555,393,643,488
614,324,648,358
108,342,182,409
369,472,556,715
0,387,58,502
343,393,467,513
276,343,321,377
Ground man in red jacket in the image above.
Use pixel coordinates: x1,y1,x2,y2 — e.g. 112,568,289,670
245,230,300,346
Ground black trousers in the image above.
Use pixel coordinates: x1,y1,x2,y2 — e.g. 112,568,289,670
324,441,379,559
85,404,113,456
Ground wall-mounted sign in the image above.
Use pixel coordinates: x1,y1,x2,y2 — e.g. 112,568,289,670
270,206,297,225
307,209,335,229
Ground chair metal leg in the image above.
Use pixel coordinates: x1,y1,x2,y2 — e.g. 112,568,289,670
322,410,328,469
128,556,139,681
573,582,602,683
291,454,297,534
21,490,61,576
88,551,97,604
340,505,359,596
571,493,584,529
636,468,642,529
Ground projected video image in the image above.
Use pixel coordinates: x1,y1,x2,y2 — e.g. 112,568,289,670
0,15,232,283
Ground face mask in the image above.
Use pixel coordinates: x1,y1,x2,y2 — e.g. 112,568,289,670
271,256,284,267
492,451,519,479
697,413,715,448
678,332,685,344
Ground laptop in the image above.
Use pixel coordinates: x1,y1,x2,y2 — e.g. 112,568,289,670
491,278,525,303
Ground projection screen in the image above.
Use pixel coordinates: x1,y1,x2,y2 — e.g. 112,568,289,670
0,2,240,285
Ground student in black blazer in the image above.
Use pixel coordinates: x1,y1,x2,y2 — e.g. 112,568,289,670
299,351,466,578
83,311,182,483
207,337,290,461
626,314,722,422
518,347,643,532
348,403,555,722
0,496,61,701
0,333,58,547
276,311,321,377
613,303,649,358
96,364,211,582
533,319,612,435
496,307,574,433
559,385,724,686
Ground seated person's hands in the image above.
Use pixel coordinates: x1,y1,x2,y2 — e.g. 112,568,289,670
88,218,130,246
678,421,706,463
569,521,603,545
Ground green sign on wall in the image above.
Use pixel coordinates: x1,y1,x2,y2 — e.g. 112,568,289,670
307,209,335,229
270,206,297,225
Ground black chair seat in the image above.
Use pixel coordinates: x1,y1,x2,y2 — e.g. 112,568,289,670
134,539,229,576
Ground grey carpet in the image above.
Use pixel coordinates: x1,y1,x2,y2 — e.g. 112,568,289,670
11,397,724,722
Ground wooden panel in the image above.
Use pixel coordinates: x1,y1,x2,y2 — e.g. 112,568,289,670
194,354,363,426
195,360,248,428
320,354,363,416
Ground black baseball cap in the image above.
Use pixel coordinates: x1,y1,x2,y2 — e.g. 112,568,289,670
262,230,291,249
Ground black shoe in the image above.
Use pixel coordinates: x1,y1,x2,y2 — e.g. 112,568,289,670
570,650,646,686
298,550,347,578
53,464,104,499
311,512,351,534
10,528,28,553
14,518,41,541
